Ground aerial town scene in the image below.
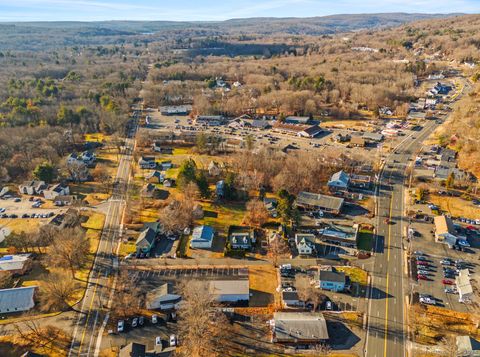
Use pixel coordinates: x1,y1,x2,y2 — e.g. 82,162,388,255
0,1,479,356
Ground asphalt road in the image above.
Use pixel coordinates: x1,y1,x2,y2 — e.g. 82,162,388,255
365,78,471,357
68,118,137,357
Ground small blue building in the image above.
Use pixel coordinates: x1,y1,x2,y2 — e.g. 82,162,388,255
319,270,346,292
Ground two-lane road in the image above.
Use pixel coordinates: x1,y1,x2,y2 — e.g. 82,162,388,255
68,121,137,357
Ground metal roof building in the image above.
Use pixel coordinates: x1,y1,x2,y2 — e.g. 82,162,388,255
272,312,329,344
0,286,36,314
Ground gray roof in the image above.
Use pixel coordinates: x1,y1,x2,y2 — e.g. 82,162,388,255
328,170,350,187
273,312,329,342
146,283,181,309
319,270,346,284
301,125,323,136
282,291,299,301
0,286,36,313
296,191,344,211
362,132,384,141
136,228,156,247
285,116,310,124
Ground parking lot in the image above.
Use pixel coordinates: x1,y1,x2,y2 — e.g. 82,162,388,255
128,266,249,280
408,206,480,313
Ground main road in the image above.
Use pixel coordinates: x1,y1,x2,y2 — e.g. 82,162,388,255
68,117,137,357
365,77,471,357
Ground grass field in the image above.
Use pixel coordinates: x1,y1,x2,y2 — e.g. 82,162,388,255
335,266,368,285
429,194,480,220
198,201,246,236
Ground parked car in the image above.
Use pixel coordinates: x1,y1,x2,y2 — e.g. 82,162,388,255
155,336,162,347
131,317,138,328
169,334,177,347
417,270,430,276
13,198,21,202
440,259,452,266
151,314,158,324
0,208,5,213
417,274,428,280
413,251,425,256
419,296,435,305
325,301,333,310
416,261,428,266
139,316,144,326
444,287,457,294
416,256,428,261
117,320,125,333
442,279,454,285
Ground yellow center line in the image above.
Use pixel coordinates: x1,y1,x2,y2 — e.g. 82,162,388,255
384,195,393,357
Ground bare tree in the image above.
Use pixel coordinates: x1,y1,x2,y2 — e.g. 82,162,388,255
48,227,90,278
243,199,269,227
295,274,325,311
111,269,142,319
38,270,80,312
267,232,290,267
92,164,112,193
177,280,232,357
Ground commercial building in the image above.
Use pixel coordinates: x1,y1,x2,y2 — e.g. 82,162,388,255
272,312,329,345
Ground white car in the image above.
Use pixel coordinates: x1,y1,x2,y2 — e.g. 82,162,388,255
0,208,5,213
169,334,177,347
151,314,158,324
419,297,435,305
155,336,162,346
117,320,125,333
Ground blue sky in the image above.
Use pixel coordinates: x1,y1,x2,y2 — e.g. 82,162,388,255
0,0,478,22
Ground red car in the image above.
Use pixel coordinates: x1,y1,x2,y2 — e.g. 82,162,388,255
416,261,428,266
417,274,428,280
442,279,454,285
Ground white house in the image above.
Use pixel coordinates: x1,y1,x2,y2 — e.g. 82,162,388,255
327,170,350,191
18,181,47,196
138,156,156,169
190,225,215,249
43,183,70,200
295,234,315,255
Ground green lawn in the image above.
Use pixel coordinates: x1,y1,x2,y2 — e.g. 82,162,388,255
356,229,374,252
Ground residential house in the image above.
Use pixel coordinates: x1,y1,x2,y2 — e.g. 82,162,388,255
43,183,70,200
190,225,215,249
0,254,32,275
433,215,458,246
142,221,163,235
319,269,346,292
282,291,303,308
195,115,226,126
433,82,452,95
0,186,11,198
152,142,174,154
138,156,156,169
67,152,96,167
216,180,225,198
350,174,372,189
66,160,90,182
295,191,344,215
163,178,175,188
318,224,358,248
136,228,157,254
263,197,278,218
272,312,329,345
297,125,323,138
18,181,47,195
159,161,173,170
229,230,255,250
146,283,181,310
456,336,480,357
456,269,473,302
208,161,221,176
145,171,165,184
119,342,146,357
334,133,351,143
284,116,311,125
54,195,79,206
350,136,366,147
295,234,315,255
0,286,36,314
209,279,249,303
327,171,350,191
434,167,472,182
141,183,160,198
